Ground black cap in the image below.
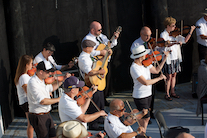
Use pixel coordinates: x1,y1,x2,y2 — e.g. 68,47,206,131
36,61,55,72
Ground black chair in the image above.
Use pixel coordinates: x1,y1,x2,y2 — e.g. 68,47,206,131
201,95,207,125
154,110,190,138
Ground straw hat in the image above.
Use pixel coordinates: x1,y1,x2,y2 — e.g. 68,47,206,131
130,45,150,59
56,120,88,138
202,8,207,16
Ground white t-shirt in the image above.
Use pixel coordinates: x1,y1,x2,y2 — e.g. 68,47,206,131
196,17,207,46
82,32,117,57
130,62,153,98
58,93,87,128
104,113,134,138
34,52,62,70
27,74,53,113
16,74,31,105
130,37,145,53
78,51,93,79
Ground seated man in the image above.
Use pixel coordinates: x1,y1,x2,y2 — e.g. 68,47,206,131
34,42,73,71
58,76,107,129
104,99,148,138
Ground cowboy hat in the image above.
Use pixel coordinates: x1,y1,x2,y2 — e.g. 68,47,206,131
130,45,150,59
56,120,88,138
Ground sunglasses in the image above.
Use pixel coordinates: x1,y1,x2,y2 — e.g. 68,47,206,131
97,29,102,32
117,107,125,112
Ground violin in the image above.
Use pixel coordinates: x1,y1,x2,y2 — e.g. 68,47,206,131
75,86,93,106
169,25,200,37
44,70,65,84
120,109,148,126
27,63,38,76
148,38,172,49
142,51,162,66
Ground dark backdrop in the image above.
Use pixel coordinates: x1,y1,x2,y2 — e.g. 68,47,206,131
1,0,207,128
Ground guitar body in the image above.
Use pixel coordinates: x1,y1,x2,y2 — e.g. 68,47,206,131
85,57,109,91
96,44,111,59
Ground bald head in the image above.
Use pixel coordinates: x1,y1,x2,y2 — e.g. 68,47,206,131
90,21,102,36
109,99,124,112
140,26,152,42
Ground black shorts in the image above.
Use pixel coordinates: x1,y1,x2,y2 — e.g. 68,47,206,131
133,95,152,118
20,102,29,113
29,113,56,138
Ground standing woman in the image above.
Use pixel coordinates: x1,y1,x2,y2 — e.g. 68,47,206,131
14,55,34,138
130,45,168,136
160,16,195,101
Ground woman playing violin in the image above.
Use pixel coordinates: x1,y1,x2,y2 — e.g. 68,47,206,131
14,55,34,138
160,16,195,101
130,45,169,136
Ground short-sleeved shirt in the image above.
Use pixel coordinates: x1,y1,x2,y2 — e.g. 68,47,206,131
34,52,62,70
130,62,153,99
16,74,31,105
160,29,180,61
78,51,93,79
27,74,53,113
130,37,145,53
196,17,207,46
104,113,134,138
82,32,117,57
58,93,87,128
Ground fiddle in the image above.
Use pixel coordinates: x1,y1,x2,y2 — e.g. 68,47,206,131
169,25,200,37
45,70,64,84
76,86,93,106
27,63,38,76
142,51,162,66
119,109,148,126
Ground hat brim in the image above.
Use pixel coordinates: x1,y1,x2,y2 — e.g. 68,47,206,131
202,13,207,16
130,49,151,59
76,80,85,88
46,68,56,72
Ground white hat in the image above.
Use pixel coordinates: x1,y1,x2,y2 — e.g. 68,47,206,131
202,8,207,16
130,45,150,59
56,120,88,138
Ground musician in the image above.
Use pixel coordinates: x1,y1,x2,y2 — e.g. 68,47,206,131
160,16,195,101
82,21,119,57
196,8,207,61
34,42,74,70
78,40,109,130
14,55,34,138
131,26,152,52
82,21,120,105
27,61,70,138
130,45,168,136
58,76,107,129
104,99,147,138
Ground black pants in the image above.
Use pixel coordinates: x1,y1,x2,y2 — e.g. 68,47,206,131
87,90,105,128
198,43,207,61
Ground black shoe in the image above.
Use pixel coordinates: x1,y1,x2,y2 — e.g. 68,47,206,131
89,126,104,131
148,120,152,124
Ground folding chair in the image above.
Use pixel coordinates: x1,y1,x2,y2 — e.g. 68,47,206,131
154,110,190,138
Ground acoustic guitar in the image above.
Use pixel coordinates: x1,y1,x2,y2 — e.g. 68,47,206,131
85,26,122,91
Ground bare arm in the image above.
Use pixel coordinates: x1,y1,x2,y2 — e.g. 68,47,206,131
40,97,60,105
137,74,166,86
118,132,138,138
200,35,207,39
76,110,107,123
185,26,196,43
87,69,105,76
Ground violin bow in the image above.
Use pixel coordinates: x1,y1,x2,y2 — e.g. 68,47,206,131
147,42,167,85
126,100,147,138
181,20,183,36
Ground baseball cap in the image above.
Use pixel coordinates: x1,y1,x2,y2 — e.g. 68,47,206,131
36,61,55,72
63,76,85,89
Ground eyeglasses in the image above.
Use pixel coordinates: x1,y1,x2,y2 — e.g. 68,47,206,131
97,29,102,32
170,25,176,27
47,50,54,55
117,107,125,112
